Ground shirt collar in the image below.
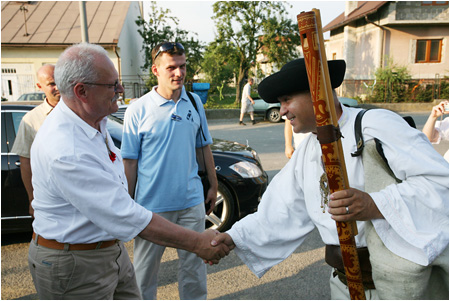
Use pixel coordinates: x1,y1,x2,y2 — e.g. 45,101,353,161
43,98,56,115
338,103,349,128
151,86,188,107
59,98,107,140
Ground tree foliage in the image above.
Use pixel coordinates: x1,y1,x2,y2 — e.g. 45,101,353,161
201,40,239,88
136,2,204,89
210,1,301,103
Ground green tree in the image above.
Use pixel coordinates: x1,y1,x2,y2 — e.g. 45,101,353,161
136,2,204,89
211,1,301,103
201,40,239,88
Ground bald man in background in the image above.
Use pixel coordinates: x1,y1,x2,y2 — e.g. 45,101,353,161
11,64,61,216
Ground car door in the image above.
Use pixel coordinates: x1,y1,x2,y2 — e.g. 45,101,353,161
1,110,30,225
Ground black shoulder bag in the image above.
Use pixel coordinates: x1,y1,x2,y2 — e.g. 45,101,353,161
187,92,210,207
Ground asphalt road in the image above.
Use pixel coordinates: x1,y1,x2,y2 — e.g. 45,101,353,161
1,111,446,300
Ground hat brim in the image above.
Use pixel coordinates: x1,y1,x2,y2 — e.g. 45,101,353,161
258,59,346,103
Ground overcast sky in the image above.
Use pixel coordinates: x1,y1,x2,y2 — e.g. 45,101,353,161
144,1,346,43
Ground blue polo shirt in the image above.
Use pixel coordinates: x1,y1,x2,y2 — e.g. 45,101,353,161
121,87,213,212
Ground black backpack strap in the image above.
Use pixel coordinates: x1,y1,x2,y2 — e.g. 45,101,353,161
187,92,206,141
352,108,402,183
351,109,370,157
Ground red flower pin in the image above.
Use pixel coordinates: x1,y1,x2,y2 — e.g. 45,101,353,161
109,151,116,162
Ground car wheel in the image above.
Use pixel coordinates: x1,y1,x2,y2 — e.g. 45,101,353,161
205,181,236,232
267,108,281,123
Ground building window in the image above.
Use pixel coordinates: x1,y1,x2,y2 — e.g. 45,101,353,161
2,68,17,74
416,39,442,63
421,1,448,5
8,80,12,95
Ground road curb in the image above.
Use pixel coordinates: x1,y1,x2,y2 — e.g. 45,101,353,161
204,101,442,120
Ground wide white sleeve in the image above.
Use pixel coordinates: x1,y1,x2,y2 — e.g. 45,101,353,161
363,110,449,266
227,152,316,278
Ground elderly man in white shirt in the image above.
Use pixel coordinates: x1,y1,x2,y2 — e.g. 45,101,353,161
212,58,449,300
28,43,230,300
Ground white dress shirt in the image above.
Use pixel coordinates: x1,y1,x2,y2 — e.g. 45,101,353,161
228,105,449,278
31,99,152,243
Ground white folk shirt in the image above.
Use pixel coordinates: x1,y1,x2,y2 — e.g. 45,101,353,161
30,99,152,244
228,105,449,278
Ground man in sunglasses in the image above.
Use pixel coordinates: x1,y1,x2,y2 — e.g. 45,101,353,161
28,43,228,299
122,42,218,299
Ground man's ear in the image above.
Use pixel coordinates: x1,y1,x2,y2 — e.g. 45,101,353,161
36,82,43,91
151,64,158,77
73,83,89,104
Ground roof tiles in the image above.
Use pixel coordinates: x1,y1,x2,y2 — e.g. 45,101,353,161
1,1,130,45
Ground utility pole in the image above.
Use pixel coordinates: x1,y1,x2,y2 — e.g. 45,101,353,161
79,1,89,43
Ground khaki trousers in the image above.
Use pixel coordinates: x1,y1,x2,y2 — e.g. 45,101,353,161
28,238,141,300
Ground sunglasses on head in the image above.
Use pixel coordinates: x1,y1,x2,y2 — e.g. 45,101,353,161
154,42,185,61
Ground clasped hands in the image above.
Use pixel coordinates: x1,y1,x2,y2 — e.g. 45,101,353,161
195,229,235,265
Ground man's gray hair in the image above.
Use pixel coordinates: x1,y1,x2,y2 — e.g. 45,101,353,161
55,43,109,98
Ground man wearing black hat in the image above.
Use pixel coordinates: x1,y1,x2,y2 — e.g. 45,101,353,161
211,58,449,299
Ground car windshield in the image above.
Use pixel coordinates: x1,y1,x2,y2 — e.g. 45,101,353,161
18,93,45,101
106,115,123,149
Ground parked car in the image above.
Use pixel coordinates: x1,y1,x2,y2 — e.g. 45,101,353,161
110,104,128,120
1,104,268,234
253,98,281,123
339,97,359,107
17,92,45,101
252,96,358,124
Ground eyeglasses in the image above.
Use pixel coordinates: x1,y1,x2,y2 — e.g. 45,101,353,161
154,42,185,61
83,80,121,92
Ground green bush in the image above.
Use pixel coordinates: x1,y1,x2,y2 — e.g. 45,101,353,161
439,77,449,99
368,58,411,103
414,84,434,102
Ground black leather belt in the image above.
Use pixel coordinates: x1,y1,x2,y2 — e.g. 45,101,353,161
325,244,376,290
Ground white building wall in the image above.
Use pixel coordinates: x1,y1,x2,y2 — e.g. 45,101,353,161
118,1,146,99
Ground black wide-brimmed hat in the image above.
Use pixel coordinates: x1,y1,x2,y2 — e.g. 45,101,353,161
258,58,346,103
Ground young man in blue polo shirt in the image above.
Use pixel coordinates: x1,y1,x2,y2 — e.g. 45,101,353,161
121,42,218,300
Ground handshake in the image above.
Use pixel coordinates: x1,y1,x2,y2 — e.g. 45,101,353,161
194,229,235,264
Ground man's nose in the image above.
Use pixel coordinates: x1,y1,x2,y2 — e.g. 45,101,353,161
174,67,184,77
116,83,125,93
280,103,288,116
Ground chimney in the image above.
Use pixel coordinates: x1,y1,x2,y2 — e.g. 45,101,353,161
345,1,359,17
